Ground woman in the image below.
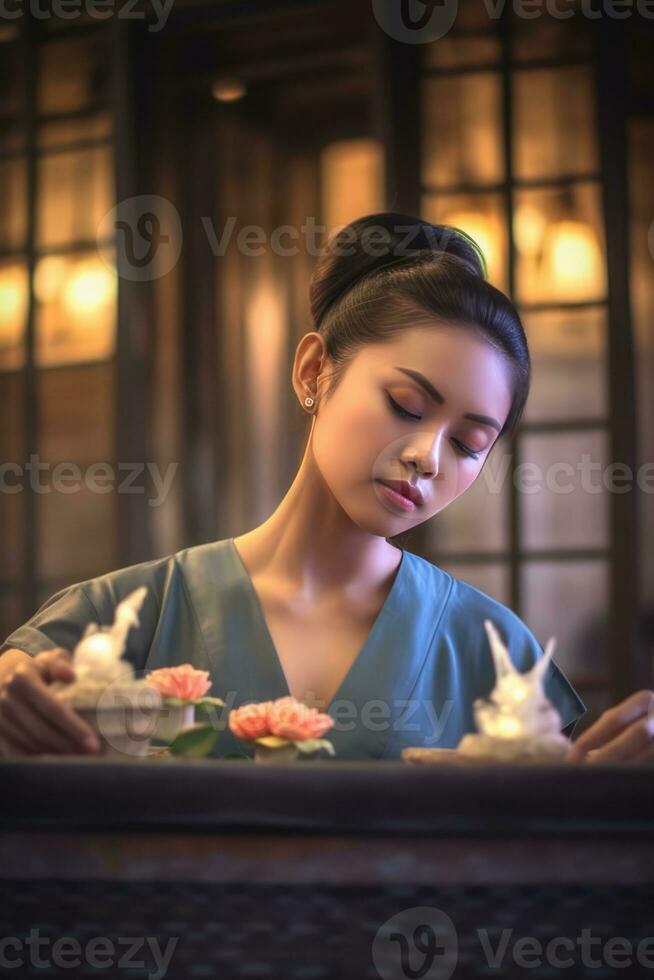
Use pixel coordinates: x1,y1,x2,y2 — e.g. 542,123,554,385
0,213,651,762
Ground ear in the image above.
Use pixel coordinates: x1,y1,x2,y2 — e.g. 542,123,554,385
528,636,556,686
484,618,518,679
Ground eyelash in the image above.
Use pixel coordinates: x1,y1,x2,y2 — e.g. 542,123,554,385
385,393,482,461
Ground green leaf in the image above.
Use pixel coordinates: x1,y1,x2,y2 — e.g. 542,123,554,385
220,751,251,761
162,697,187,707
196,696,226,706
169,724,221,757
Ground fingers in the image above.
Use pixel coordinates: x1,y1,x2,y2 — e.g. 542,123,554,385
0,696,84,755
580,716,654,764
567,690,654,762
33,648,76,685
0,659,100,753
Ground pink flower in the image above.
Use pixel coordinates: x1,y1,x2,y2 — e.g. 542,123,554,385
145,664,212,701
229,701,274,740
268,696,334,740
228,696,334,743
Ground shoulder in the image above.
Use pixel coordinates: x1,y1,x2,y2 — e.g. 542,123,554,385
407,551,541,669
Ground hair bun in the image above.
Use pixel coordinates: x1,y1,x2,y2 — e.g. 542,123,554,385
310,211,486,329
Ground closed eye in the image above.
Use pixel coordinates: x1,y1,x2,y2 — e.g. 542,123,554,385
385,392,482,461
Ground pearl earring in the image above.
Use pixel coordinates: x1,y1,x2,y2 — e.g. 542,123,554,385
304,396,315,409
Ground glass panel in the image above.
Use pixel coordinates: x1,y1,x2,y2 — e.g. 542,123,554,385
38,113,113,150
522,308,607,422
521,560,609,680
0,157,27,250
320,139,385,234
422,191,508,292
37,479,118,583
38,362,115,466
514,182,607,305
513,67,598,180
511,11,593,62
0,260,28,371
37,36,110,115
421,73,504,188
520,430,610,551
35,250,117,367
629,118,654,607
437,561,509,606
36,145,113,248
423,35,500,69
0,371,25,585
428,451,509,554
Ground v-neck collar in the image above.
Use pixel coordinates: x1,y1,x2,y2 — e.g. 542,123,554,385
178,536,454,759
227,536,409,714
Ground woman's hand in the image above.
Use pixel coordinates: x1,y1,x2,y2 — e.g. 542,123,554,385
567,689,654,764
0,648,100,757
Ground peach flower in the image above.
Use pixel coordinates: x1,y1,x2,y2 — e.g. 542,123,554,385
268,696,334,741
229,701,275,740
146,664,212,701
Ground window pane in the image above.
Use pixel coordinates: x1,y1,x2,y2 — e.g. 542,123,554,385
35,251,116,367
0,158,27,251
521,560,609,680
320,139,385,234
423,35,500,69
36,146,113,248
0,260,28,371
37,36,110,116
513,67,598,180
428,452,509,554
38,362,115,466
37,481,118,583
422,191,507,292
38,113,113,150
0,33,23,119
522,308,607,422
421,73,504,188
514,182,606,305
511,12,592,62
629,118,654,607
520,430,610,552
438,561,509,606
0,371,25,585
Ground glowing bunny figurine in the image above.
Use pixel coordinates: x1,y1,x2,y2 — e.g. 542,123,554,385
457,618,570,761
72,586,148,686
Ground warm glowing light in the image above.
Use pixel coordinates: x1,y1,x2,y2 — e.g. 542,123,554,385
541,219,604,301
0,264,27,351
441,210,500,282
34,255,68,303
212,78,247,102
62,260,116,318
320,139,385,233
514,203,547,257
493,715,524,739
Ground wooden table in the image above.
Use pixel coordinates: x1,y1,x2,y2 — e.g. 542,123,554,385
2,758,653,978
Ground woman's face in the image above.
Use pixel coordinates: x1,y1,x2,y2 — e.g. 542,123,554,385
310,323,514,536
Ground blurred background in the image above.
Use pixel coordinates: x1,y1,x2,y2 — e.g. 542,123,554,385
0,0,653,729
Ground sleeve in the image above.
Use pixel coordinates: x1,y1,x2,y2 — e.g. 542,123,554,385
0,585,101,658
0,561,166,672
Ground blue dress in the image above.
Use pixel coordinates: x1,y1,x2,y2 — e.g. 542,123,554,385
0,537,586,759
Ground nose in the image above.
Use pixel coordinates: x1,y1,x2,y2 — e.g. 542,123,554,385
404,429,443,479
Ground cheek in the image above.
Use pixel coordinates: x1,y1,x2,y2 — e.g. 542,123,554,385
312,395,386,483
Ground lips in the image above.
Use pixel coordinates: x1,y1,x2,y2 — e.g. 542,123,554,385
376,479,424,507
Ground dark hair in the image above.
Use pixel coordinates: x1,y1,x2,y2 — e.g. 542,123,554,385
309,212,530,440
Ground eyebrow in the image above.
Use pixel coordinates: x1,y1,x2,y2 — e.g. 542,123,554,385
392,367,503,433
